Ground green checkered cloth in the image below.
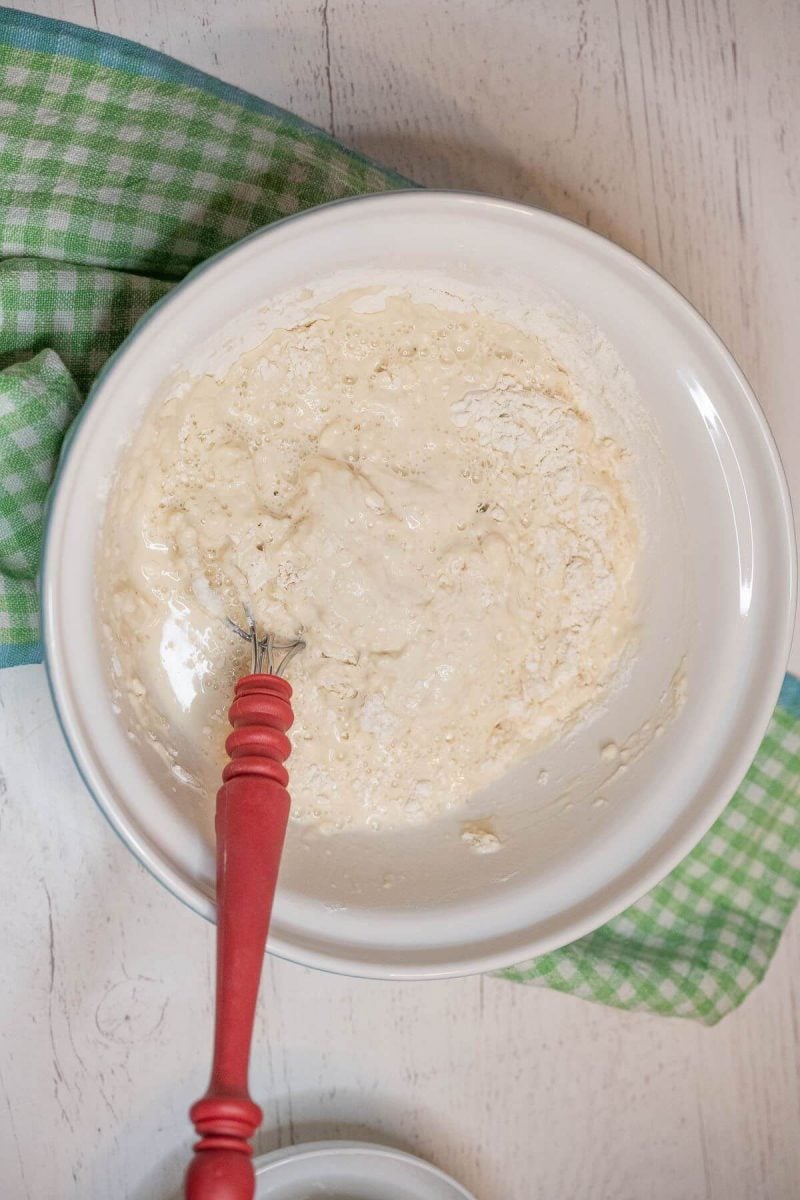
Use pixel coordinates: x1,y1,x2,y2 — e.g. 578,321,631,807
1,8,798,1023
501,680,800,1020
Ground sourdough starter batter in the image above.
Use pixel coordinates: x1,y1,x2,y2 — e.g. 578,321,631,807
99,291,638,831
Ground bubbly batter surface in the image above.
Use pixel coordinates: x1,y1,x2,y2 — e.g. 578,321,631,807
99,291,639,831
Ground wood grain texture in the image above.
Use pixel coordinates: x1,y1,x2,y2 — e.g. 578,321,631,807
3,1,800,1197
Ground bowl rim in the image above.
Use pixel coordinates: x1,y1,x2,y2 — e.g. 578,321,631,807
41,188,797,979
252,1140,475,1197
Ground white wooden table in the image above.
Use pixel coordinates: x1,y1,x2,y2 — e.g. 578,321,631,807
3,2,800,1197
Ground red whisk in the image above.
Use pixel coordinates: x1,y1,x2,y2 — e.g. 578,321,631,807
185,622,304,1200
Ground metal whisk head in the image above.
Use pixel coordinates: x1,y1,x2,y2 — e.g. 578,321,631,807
226,609,305,677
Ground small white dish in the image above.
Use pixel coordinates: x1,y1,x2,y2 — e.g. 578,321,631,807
253,1141,475,1199
42,191,796,978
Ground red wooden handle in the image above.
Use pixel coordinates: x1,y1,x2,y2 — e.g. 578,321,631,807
185,673,294,1200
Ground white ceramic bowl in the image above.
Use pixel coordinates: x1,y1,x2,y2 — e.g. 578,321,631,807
42,192,795,979
252,1141,474,1199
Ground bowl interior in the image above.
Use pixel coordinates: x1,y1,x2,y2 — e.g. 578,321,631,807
43,192,795,976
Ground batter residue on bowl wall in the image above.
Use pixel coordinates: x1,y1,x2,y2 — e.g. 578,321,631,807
98,289,640,832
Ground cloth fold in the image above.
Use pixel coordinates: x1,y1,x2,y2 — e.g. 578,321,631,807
1,5,797,1021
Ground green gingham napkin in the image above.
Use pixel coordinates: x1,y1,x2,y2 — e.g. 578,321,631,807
1,8,798,1023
